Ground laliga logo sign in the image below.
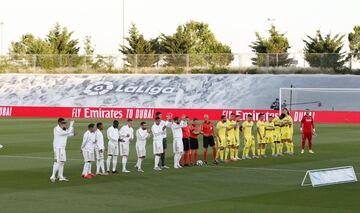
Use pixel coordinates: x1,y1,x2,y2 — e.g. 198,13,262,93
83,82,114,96
83,81,176,96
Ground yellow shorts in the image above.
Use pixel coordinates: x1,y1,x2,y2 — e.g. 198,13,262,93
257,135,266,144
244,136,255,146
265,135,274,143
234,136,240,146
274,132,281,142
228,137,236,146
281,130,290,140
218,137,226,148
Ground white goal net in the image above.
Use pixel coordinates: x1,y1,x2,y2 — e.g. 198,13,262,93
279,87,360,113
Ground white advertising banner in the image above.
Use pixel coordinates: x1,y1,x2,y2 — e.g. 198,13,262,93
302,166,357,187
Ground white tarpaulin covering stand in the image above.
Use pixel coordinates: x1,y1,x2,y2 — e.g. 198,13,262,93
301,166,357,187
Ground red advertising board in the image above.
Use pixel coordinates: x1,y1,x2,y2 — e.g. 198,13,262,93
1,106,360,124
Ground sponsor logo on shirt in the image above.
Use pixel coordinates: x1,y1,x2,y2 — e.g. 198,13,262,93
83,81,176,96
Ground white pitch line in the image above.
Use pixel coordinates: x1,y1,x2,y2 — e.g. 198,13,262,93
1,155,359,175
0,155,82,161
0,154,312,173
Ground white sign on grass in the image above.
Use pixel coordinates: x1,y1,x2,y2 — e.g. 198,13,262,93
301,166,357,187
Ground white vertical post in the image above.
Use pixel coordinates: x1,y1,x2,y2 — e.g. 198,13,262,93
279,88,282,114
186,54,190,74
0,22,3,56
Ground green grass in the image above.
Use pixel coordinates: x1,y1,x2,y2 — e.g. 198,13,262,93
0,118,360,213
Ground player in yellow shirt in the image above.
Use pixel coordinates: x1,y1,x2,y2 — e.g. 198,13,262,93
280,111,293,156
226,113,237,161
234,115,241,160
241,114,257,159
273,115,282,156
283,108,294,155
216,115,228,162
256,113,266,158
265,116,276,156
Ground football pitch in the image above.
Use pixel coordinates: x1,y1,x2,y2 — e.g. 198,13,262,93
0,118,360,213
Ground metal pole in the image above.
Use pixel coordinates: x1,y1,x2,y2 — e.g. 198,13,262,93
122,0,125,69
289,84,293,111
0,22,4,56
279,88,282,115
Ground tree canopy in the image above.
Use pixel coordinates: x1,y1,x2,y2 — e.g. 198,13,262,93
303,30,346,68
250,25,293,67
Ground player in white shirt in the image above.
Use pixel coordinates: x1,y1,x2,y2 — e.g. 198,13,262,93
156,112,171,169
95,122,108,175
151,117,167,171
119,119,134,173
106,120,120,174
81,123,97,179
50,118,74,183
171,116,187,169
135,121,151,172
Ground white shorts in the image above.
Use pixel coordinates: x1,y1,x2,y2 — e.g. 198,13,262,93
136,144,146,158
119,142,130,156
107,142,119,156
54,147,66,162
153,140,164,155
82,150,95,162
173,138,184,154
95,147,104,160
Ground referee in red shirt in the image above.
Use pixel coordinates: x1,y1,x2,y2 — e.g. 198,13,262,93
300,109,316,154
189,118,201,165
182,117,191,166
201,114,217,165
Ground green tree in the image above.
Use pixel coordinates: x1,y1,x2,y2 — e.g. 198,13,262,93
349,26,360,61
304,30,346,68
119,23,158,67
159,20,233,67
9,23,82,69
250,25,293,67
46,23,80,54
83,36,95,66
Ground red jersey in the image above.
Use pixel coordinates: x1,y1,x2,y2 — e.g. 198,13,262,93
182,126,190,139
301,115,314,133
189,124,200,139
201,121,214,137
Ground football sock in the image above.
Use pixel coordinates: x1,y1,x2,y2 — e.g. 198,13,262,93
58,162,64,179
160,152,165,166
219,150,224,161
194,150,198,163
224,147,229,160
82,163,87,175
213,148,217,160
138,158,143,169
88,163,92,174
290,143,294,153
203,150,207,162
184,151,188,164
122,156,128,171
112,156,118,172
257,148,261,156
154,155,160,168
271,143,275,155
100,159,105,173
106,156,111,171
251,146,256,156
96,160,100,174
234,148,239,159
230,148,234,159
188,151,192,164
51,162,59,178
